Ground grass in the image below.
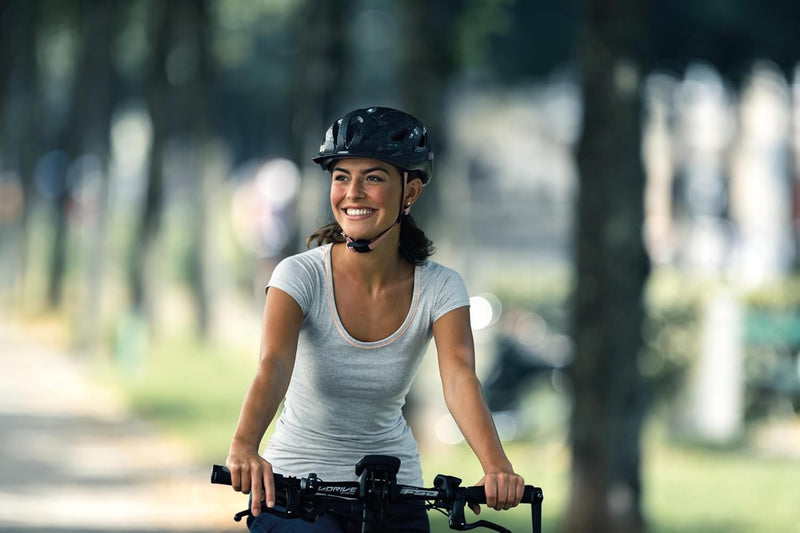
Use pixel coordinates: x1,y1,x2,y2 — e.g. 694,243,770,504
105,332,257,463
644,436,800,533
105,334,800,532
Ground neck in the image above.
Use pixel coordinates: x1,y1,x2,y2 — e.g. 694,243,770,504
333,239,408,287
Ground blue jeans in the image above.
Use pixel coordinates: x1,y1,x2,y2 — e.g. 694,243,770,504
248,499,430,532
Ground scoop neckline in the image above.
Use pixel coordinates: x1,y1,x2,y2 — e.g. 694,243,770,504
323,244,421,348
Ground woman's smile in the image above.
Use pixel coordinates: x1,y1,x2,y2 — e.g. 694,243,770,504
344,207,376,217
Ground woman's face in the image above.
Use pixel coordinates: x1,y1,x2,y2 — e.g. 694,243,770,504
330,158,406,241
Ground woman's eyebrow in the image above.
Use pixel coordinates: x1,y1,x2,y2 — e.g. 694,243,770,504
332,166,390,175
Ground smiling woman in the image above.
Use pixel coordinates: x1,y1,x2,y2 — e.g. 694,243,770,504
306,107,435,262
329,158,420,253
225,106,526,533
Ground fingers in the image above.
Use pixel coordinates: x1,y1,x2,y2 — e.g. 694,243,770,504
481,472,525,511
263,464,275,509
225,456,274,517
250,462,274,517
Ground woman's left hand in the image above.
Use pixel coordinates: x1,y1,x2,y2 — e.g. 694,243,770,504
470,470,525,514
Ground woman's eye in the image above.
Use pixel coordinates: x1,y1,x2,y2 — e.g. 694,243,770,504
367,174,384,182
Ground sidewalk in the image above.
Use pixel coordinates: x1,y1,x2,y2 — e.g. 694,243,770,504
0,319,243,532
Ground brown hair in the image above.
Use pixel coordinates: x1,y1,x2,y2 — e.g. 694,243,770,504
306,215,434,265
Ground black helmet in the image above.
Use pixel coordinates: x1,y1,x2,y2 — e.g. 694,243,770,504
312,106,433,185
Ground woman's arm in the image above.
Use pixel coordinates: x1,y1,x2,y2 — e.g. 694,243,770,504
226,287,303,517
433,306,524,512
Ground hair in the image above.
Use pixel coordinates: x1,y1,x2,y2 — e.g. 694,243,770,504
306,214,435,265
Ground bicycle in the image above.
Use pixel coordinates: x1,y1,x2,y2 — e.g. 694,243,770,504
211,454,544,532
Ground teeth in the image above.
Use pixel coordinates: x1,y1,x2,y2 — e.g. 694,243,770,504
346,208,373,216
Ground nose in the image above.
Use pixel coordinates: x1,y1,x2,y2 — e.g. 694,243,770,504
346,177,365,199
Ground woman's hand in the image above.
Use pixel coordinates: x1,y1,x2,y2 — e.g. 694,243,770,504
470,469,525,514
225,445,275,517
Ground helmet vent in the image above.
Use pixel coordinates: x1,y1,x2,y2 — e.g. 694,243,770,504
331,120,341,144
345,116,364,147
391,129,409,142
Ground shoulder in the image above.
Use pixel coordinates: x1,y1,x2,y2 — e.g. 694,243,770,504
418,260,470,316
419,259,465,285
268,245,331,312
285,244,329,264
274,244,329,273
269,245,329,288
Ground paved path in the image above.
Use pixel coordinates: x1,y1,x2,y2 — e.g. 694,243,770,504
0,319,244,533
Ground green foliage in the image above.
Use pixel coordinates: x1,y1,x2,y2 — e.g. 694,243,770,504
743,275,800,312
113,333,256,462
740,276,800,420
640,269,707,403
455,0,516,69
485,266,572,309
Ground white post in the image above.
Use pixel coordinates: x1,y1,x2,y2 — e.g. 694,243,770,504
687,288,745,443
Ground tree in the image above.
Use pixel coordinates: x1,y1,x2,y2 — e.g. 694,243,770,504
47,0,118,309
565,1,650,532
396,0,462,223
128,0,171,323
0,0,42,300
128,0,214,336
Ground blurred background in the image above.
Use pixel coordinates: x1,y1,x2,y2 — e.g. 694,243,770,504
1,1,800,532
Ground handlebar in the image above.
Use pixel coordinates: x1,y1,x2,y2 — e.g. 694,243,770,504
211,455,544,532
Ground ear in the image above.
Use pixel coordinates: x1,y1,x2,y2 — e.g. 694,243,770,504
403,174,423,214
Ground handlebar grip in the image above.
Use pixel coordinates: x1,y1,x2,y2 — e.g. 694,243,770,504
465,485,543,505
211,465,232,485
210,465,290,489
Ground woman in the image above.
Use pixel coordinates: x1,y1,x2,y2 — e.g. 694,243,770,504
226,106,524,532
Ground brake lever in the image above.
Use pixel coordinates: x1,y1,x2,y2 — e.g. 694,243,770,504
446,491,510,533
232,489,299,522
460,519,510,533
233,508,250,523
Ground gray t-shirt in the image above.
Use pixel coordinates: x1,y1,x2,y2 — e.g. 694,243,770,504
262,243,470,485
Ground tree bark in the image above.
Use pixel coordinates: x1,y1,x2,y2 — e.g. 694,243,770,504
129,0,171,320
396,0,460,224
288,0,346,164
286,0,347,255
0,0,42,301
175,0,213,337
47,0,93,308
76,0,119,349
565,1,650,532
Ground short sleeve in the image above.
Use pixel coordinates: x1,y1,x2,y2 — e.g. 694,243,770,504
431,264,471,323
266,254,318,316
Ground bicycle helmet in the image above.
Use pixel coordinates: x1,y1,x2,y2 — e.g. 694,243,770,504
312,106,434,185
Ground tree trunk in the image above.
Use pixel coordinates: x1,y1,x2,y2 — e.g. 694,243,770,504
48,0,94,309
397,0,460,224
0,0,42,302
287,0,347,252
288,0,347,164
75,0,119,349
174,0,213,337
129,0,172,320
565,1,650,532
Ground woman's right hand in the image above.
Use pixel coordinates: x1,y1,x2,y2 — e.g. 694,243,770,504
225,446,275,517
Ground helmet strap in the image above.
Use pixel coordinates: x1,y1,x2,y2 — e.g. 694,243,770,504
343,172,408,254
